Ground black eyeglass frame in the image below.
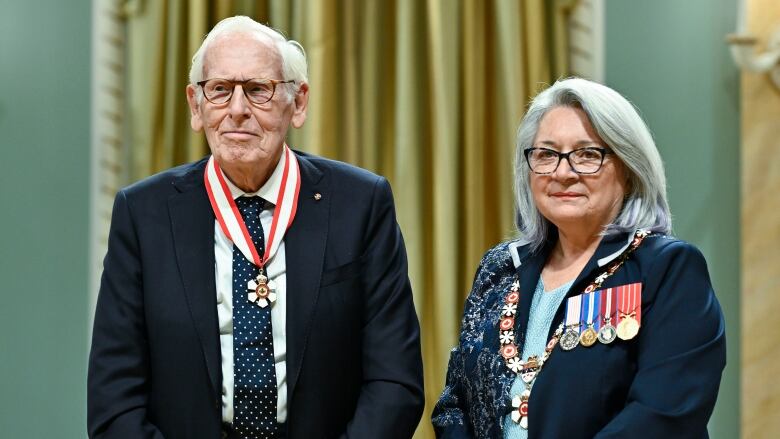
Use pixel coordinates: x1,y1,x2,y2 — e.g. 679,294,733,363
196,78,296,105
523,146,612,175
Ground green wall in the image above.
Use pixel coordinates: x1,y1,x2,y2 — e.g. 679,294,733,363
0,0,91,437
605,1,740,438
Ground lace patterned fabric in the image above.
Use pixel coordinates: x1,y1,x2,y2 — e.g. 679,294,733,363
432,242,520,438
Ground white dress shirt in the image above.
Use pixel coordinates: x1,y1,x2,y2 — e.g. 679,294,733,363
214,158,288,424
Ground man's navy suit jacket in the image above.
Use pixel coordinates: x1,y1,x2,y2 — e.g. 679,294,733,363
88,152,424,438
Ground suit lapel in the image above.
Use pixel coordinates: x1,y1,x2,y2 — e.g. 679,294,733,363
168,159,221,397
283,153,328,404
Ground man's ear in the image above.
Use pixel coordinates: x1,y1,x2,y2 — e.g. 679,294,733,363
290,82,309,129
186,84,204,132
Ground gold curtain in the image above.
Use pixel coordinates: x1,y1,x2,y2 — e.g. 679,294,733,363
125,1,569,436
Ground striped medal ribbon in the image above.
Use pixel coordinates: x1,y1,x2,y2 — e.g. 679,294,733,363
616,283,642,340
598,288,618,344
560,294,582,351
579,290,599,347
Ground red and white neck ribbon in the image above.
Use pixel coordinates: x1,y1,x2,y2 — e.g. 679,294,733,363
204,145,301,268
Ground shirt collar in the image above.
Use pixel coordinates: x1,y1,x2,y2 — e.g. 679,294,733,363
222,152,286,205
507,229,638,269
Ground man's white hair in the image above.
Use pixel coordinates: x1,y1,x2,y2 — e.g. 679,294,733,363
188,16,308,102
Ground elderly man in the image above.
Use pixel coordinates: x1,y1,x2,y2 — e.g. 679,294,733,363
88,16,424,439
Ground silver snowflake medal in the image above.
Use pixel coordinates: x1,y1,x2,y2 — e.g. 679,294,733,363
506,357,523,373
247,272,277,308
501,303,518,316
559,325,580,351
511,389,531,428
499,330,515,345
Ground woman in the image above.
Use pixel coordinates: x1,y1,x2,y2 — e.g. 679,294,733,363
432,78,725,438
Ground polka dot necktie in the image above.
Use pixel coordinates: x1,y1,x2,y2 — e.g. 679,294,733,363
233,196,278,438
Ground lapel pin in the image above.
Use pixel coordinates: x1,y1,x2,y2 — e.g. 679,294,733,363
314,192,322,201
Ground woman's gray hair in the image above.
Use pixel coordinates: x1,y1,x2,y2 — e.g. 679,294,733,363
188,16,308,102
514,77,671,251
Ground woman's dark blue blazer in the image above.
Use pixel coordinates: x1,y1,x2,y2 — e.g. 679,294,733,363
432,231,726,438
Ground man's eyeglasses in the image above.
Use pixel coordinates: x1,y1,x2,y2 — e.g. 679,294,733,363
196,78,296,105
524,146,612,174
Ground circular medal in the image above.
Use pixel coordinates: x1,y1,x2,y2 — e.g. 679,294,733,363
559,328,579,351
501,343,518,359
500,317,515,331
616,316,640,340
597,323,617,344
579,326,598,347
